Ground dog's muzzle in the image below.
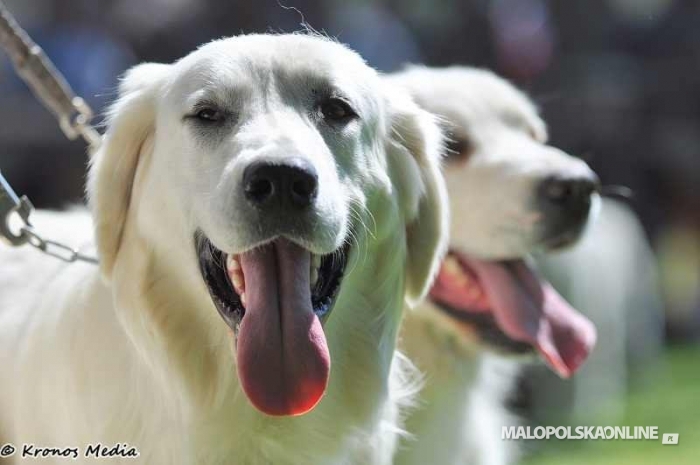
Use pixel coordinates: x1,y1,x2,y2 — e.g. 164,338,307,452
536,173,600,248
193,157,352,418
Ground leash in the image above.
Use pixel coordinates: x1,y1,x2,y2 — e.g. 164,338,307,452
0,1,100,264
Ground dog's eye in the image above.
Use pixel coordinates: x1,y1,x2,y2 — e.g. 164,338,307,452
320,98,357,123
194,107,224,123
444,136,473,164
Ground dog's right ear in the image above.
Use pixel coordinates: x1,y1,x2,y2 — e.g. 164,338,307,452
383,85,450,306
87,63,170,280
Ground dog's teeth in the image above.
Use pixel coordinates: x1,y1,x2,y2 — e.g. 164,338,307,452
444,256,461,276
231,273,243,291
310,254,321,288
240,292,247,307
227,255,241,272
227,254,245,294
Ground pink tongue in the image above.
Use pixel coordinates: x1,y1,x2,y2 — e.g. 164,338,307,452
470,260,596,378
236,240,330,416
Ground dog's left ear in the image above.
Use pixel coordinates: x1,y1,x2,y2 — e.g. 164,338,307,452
87,63,170,280
384,88,449,306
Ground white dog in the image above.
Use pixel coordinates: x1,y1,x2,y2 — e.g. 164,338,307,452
0,34,449,465
387,66,599,465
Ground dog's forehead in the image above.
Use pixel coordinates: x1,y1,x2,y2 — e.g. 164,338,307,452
445,71,546,140
396,67,546,141
172,34,378,99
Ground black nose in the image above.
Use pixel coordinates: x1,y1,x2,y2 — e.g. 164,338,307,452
537,174,600,247
538,175,599,210
243,158,318,209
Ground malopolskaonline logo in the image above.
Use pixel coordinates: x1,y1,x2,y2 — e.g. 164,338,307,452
502,426,679,443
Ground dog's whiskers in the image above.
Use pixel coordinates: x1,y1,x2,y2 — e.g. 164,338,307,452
347,201,373,274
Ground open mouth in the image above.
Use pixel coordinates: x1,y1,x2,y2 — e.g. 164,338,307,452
429,250,597,378
196,233,350,416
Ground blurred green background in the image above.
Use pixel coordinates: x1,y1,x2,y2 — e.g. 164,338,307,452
524,345,700,465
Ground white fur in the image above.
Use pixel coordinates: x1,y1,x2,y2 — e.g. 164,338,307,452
389,66,598,465
396,311,521,465
0,34,448,465
386,66,596,259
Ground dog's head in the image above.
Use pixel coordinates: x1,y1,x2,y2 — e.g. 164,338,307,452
87,34,447,417
389,66,597,377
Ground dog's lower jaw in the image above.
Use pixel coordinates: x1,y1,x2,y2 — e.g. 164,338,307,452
118,236,408,465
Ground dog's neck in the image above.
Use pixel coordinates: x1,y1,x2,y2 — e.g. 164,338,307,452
396,308,522,465
396,309,484,465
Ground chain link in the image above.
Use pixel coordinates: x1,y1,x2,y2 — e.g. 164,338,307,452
21,226,99,264
1,172,99,264
0,2,101,264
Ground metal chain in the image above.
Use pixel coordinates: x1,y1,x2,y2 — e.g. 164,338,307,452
22,226,99,264
0,171,32,245
0,1,100,264
0,1,101,149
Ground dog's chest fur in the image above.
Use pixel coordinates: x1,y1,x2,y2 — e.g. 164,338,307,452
396,307,521,465
1,214,409,465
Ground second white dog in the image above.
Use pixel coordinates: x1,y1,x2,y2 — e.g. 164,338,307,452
388,66,599,465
